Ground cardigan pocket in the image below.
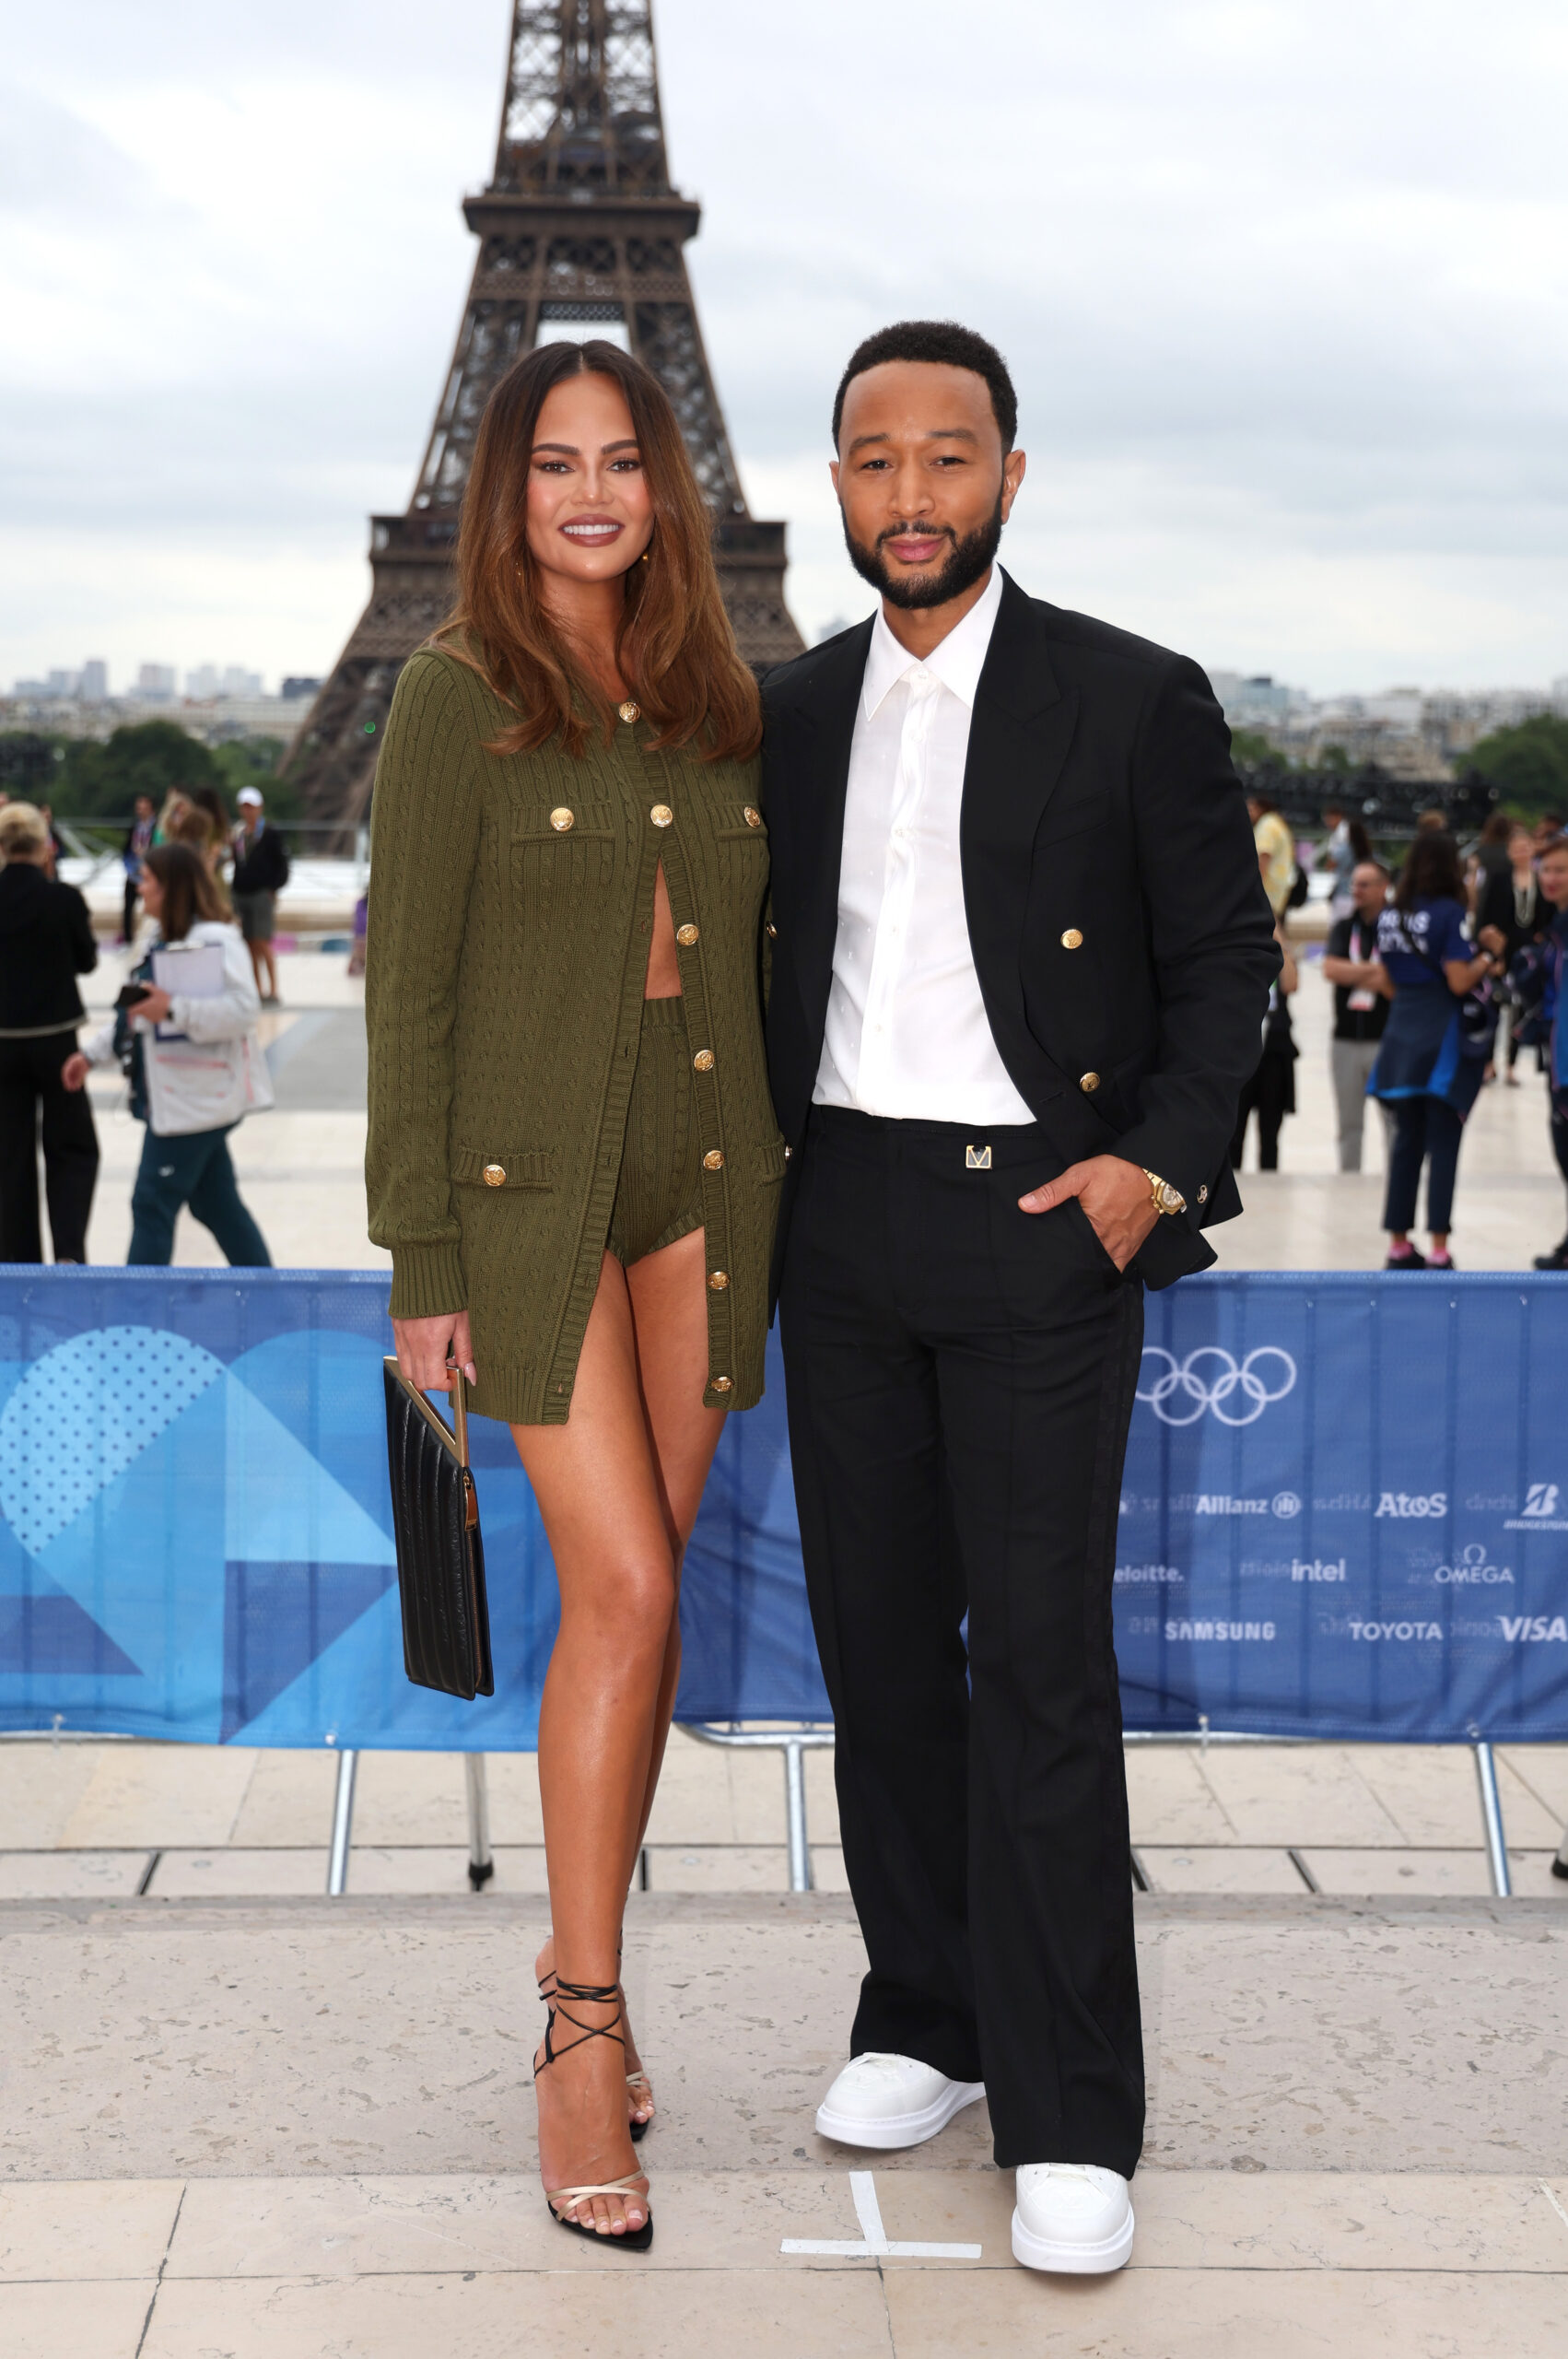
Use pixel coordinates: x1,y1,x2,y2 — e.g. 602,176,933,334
453,1147,556,1191
510,800,618,841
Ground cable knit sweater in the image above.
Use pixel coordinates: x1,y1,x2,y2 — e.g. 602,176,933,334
365,646,783,1425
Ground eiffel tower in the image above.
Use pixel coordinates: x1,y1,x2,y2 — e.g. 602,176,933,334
286,0,803,826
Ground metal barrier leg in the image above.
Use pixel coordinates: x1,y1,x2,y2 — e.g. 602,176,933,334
465,1754,495,1891
327,1748,358,1896
1471,1739,1512,1897
783,1739,813,1894
1555,1824,1568,1884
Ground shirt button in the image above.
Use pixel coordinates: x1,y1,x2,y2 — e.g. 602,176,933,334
743,805,763,828
548,808,574,832
692,1049,715,1072
1060,928,1083,949
676,923,699,945
711,1376,733,1393
1079,1072,1101,1093
618,700,640,723
650,804,673,828
708,1270,730,1290
703,1148,724,1170
483,1163,506,1187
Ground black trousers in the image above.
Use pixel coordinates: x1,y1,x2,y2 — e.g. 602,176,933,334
778,1106,1145,2175
1229,1044,1294,1170
1384,1095,1464,1234
0,1030,99,1262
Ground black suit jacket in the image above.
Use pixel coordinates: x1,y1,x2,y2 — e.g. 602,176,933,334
761,570,1280,1292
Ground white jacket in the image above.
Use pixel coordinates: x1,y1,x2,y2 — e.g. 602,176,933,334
82,921,275,1137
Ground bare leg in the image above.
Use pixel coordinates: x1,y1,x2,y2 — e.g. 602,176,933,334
515,1230,723,2233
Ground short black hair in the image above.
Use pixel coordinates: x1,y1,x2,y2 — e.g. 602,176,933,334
832,320,1018,451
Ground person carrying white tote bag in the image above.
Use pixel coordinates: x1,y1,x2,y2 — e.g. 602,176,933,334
63,844,275,1266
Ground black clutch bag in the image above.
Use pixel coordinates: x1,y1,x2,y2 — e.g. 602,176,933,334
382,1357,495,1700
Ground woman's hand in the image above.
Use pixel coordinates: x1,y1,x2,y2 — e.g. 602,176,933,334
1478,924,1506,955
392,1310,477,1391
61,1052,89,1091
132,985,173,1025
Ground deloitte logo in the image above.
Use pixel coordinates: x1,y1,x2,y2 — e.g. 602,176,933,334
1136,1346,1296,1427
1504,1482,1568,1532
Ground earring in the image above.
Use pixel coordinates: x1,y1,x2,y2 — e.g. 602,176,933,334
640,547,651,565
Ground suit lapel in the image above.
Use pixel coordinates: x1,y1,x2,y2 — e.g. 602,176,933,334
960,573,1082,1092
774,617,872,1036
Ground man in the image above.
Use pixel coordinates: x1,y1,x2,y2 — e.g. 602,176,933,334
1247,787,1295,917
1512,836,1568,1268
230,786,288,1007
1321,859,1393,1171
1321,800,1355,917
122,792,155,943
0,801,99,1262
762,321,1277,2275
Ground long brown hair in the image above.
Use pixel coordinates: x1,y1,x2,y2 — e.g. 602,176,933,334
436,339,761,761
1392,829,1465,910
145,843,228,941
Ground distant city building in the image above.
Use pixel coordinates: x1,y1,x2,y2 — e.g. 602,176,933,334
46,668,83,698
1209,667,1566,785
187,663,264,699
136,663,177,700
79,659,109,703
280,676,322,701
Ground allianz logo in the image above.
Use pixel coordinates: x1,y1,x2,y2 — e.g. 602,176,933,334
1504,1482,1568,1532
1189,1492,1302,1520
1164,1618,1277,1642
1433,1545,1513,1587
1114,1562,1184,1585
1374,1491,1447,1519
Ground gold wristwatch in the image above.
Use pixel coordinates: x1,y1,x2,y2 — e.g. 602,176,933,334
1142,1168,1187,1216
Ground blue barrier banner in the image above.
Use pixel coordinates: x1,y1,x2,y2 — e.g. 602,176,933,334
0,1269,1563,1746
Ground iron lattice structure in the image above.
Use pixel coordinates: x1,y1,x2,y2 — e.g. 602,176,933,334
287,0,802,826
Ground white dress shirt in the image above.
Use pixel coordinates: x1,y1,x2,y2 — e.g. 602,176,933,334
813,566,1036,1125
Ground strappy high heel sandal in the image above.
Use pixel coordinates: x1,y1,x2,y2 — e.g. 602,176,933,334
534,1978,653,2251
538,1952,654,2142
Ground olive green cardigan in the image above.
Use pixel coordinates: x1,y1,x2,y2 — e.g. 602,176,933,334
365,647,783,1425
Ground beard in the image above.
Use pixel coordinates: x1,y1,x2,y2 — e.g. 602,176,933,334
841,492,1004,610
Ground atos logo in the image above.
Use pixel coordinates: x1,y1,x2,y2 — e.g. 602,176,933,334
1374,1491,1448,1520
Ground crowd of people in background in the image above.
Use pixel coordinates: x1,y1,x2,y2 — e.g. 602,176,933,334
1235,784,1568,1273
0,780,286,1269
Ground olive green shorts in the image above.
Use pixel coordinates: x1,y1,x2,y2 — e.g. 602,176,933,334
606,994,705,1267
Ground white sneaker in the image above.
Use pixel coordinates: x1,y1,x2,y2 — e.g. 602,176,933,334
1011,2163,1134,2273
814,2052,987,2150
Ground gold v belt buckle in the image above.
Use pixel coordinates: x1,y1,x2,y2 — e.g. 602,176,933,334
965,1144,992,1169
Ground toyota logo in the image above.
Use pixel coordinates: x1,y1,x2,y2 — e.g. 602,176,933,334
1136,1346,1298,1427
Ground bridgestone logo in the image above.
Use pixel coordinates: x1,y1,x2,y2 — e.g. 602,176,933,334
1164,1619,1277,1641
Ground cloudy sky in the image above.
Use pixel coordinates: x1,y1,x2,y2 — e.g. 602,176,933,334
4,0,1566,697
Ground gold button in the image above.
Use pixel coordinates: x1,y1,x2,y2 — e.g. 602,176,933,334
743,805,763,828
784,1145,792,1159
1060,928,1083,949
692,1048,714,1073
766,921,778,939
676,922,699,946
703,1149,724,1170
708,1270,730,1290
711,1377,733,1393
1079,1072,1101,1093
650,803,673,828
549,807,574,833
483,1163,506,1187
618,699,640,723
1198,1183,1209,1204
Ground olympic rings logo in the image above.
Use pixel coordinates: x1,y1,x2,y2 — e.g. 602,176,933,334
1136,1346,1298,1426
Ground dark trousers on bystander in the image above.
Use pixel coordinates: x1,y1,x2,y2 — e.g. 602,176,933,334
128,1125,271,1267
778,1105,1145,2177
0,1030,99,1262
1384,1095,1465,1234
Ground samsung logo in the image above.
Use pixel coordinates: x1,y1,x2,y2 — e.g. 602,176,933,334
1164,1618,1277,1642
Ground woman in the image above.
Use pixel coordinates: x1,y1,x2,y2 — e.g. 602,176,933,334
63,844,273,1266
1368,831,1501,1270
0,801,99,1262
1229,917,1299,1169
1478,823,1545,1084
366,340,778,2253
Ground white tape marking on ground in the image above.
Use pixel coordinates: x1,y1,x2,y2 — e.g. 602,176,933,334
780,2169,983,2259
1539,2180,1568,2235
